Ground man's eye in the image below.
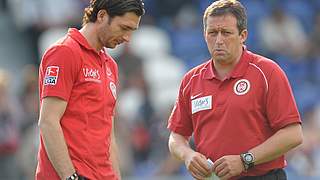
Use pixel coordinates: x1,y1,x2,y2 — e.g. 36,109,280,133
209,31,217,35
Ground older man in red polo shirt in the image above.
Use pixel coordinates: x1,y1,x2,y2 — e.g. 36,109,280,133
36,0,144,180
167,0,303,180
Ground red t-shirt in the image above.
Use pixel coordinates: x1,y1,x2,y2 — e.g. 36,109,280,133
36,28,118,180
168,48,301,178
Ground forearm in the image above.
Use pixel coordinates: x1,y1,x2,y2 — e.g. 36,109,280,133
110,138,121,179
110,117,121,179
250,123,303,165
40,120,75,179
168,132,194,162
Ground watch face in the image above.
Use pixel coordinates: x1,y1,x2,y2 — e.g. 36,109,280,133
244,154,253,162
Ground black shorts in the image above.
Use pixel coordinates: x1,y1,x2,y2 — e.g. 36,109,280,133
239,169,287,180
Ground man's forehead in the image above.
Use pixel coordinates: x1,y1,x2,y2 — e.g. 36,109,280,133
206,15,237,28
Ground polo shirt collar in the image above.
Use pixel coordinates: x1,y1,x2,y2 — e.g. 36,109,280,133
68,28,109,60
203,46,251,80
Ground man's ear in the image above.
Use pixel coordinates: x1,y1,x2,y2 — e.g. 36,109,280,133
97,9,109,23
240,29,248,44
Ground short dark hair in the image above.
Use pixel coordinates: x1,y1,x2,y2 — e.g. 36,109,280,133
203,0,247,34
82,0,145,26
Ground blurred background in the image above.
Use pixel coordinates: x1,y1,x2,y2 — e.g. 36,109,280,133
0,0,320,179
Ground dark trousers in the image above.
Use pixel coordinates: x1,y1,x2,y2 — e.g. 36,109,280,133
239,169,287,180
78,175,88,180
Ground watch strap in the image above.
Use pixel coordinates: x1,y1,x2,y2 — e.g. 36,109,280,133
66,172,78,180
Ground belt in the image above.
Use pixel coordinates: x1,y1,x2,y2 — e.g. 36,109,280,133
239,169,287,180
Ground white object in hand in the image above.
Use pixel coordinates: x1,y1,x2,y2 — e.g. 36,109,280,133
207,158,214,169
206,159,220,180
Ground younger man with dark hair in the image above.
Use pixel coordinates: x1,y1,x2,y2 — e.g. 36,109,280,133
36,0,145,179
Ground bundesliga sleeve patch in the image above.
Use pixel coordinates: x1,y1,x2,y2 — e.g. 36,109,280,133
44,66,59,85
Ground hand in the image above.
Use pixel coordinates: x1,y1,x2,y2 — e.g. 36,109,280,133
184,151,212,180
212,155,245,180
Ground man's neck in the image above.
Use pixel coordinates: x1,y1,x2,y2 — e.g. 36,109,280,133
213,48,243,81
79,24,102,52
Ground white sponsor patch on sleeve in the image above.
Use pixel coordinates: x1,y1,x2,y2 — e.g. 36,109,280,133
191,95,212,114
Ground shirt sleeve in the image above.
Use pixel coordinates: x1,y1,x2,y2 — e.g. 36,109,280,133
167,78,193,136
40,45,80,101
266,64,301,131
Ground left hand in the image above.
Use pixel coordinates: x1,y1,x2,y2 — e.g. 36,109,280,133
212,155,245,180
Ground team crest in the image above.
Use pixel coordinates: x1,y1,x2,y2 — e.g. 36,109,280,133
233,79,250,95
44,66,59,85
106,66,112,77
109,82,117,99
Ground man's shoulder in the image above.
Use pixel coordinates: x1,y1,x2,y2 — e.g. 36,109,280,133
179,60,210,88
183,61,210,81
43,35,81,59
248,51,281,72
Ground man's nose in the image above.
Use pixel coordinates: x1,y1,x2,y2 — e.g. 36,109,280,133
215,32,224,45
123,33,131,42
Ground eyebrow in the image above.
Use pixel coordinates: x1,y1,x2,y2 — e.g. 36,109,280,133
121,25,137,31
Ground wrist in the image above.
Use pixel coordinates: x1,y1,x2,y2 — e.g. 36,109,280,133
66,171,78,180
240,152,255,171
181,148,195,161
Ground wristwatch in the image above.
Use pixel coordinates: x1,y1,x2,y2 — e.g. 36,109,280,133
240,152,255,170
66,172,78,180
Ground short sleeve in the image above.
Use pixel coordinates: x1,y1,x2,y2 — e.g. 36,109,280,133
167,79,193,136
266,65,301,130
40,45,80,101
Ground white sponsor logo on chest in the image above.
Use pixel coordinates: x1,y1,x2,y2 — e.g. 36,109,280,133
191,95,212,114
83,68,101,83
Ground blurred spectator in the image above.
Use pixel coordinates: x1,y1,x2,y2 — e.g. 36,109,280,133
0,0,6,11
287,105,320,177
309,12,320,58
170,4,209,69
16,64,39,180
18,64,39,131
0,69,21,180
7,0,83,63
153,0,195,21
258,6,309,58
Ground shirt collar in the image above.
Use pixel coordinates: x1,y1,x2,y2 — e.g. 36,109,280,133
68,28,109,61
203,46,251,80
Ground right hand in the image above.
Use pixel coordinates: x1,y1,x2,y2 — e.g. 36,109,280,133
184,151,212,180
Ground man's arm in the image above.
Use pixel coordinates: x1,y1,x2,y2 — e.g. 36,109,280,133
168,132,211,179
110,117,121,179
213,123,303,180
38,97,76,179
250,123,303,164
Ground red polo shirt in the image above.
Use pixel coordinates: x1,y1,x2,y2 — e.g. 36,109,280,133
36,28,118,180
168,48,301,178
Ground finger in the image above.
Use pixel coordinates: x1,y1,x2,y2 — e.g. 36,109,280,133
214,161,227,175
190,169,206,180
194,158,212,176
220,172,232,180
189,162,209,178
212,157,224,171
216,166,229,178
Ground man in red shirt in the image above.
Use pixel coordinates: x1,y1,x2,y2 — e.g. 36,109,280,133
36,0,144,180
167,0,303,180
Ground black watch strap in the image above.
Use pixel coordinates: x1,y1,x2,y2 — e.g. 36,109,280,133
66,172,78,180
